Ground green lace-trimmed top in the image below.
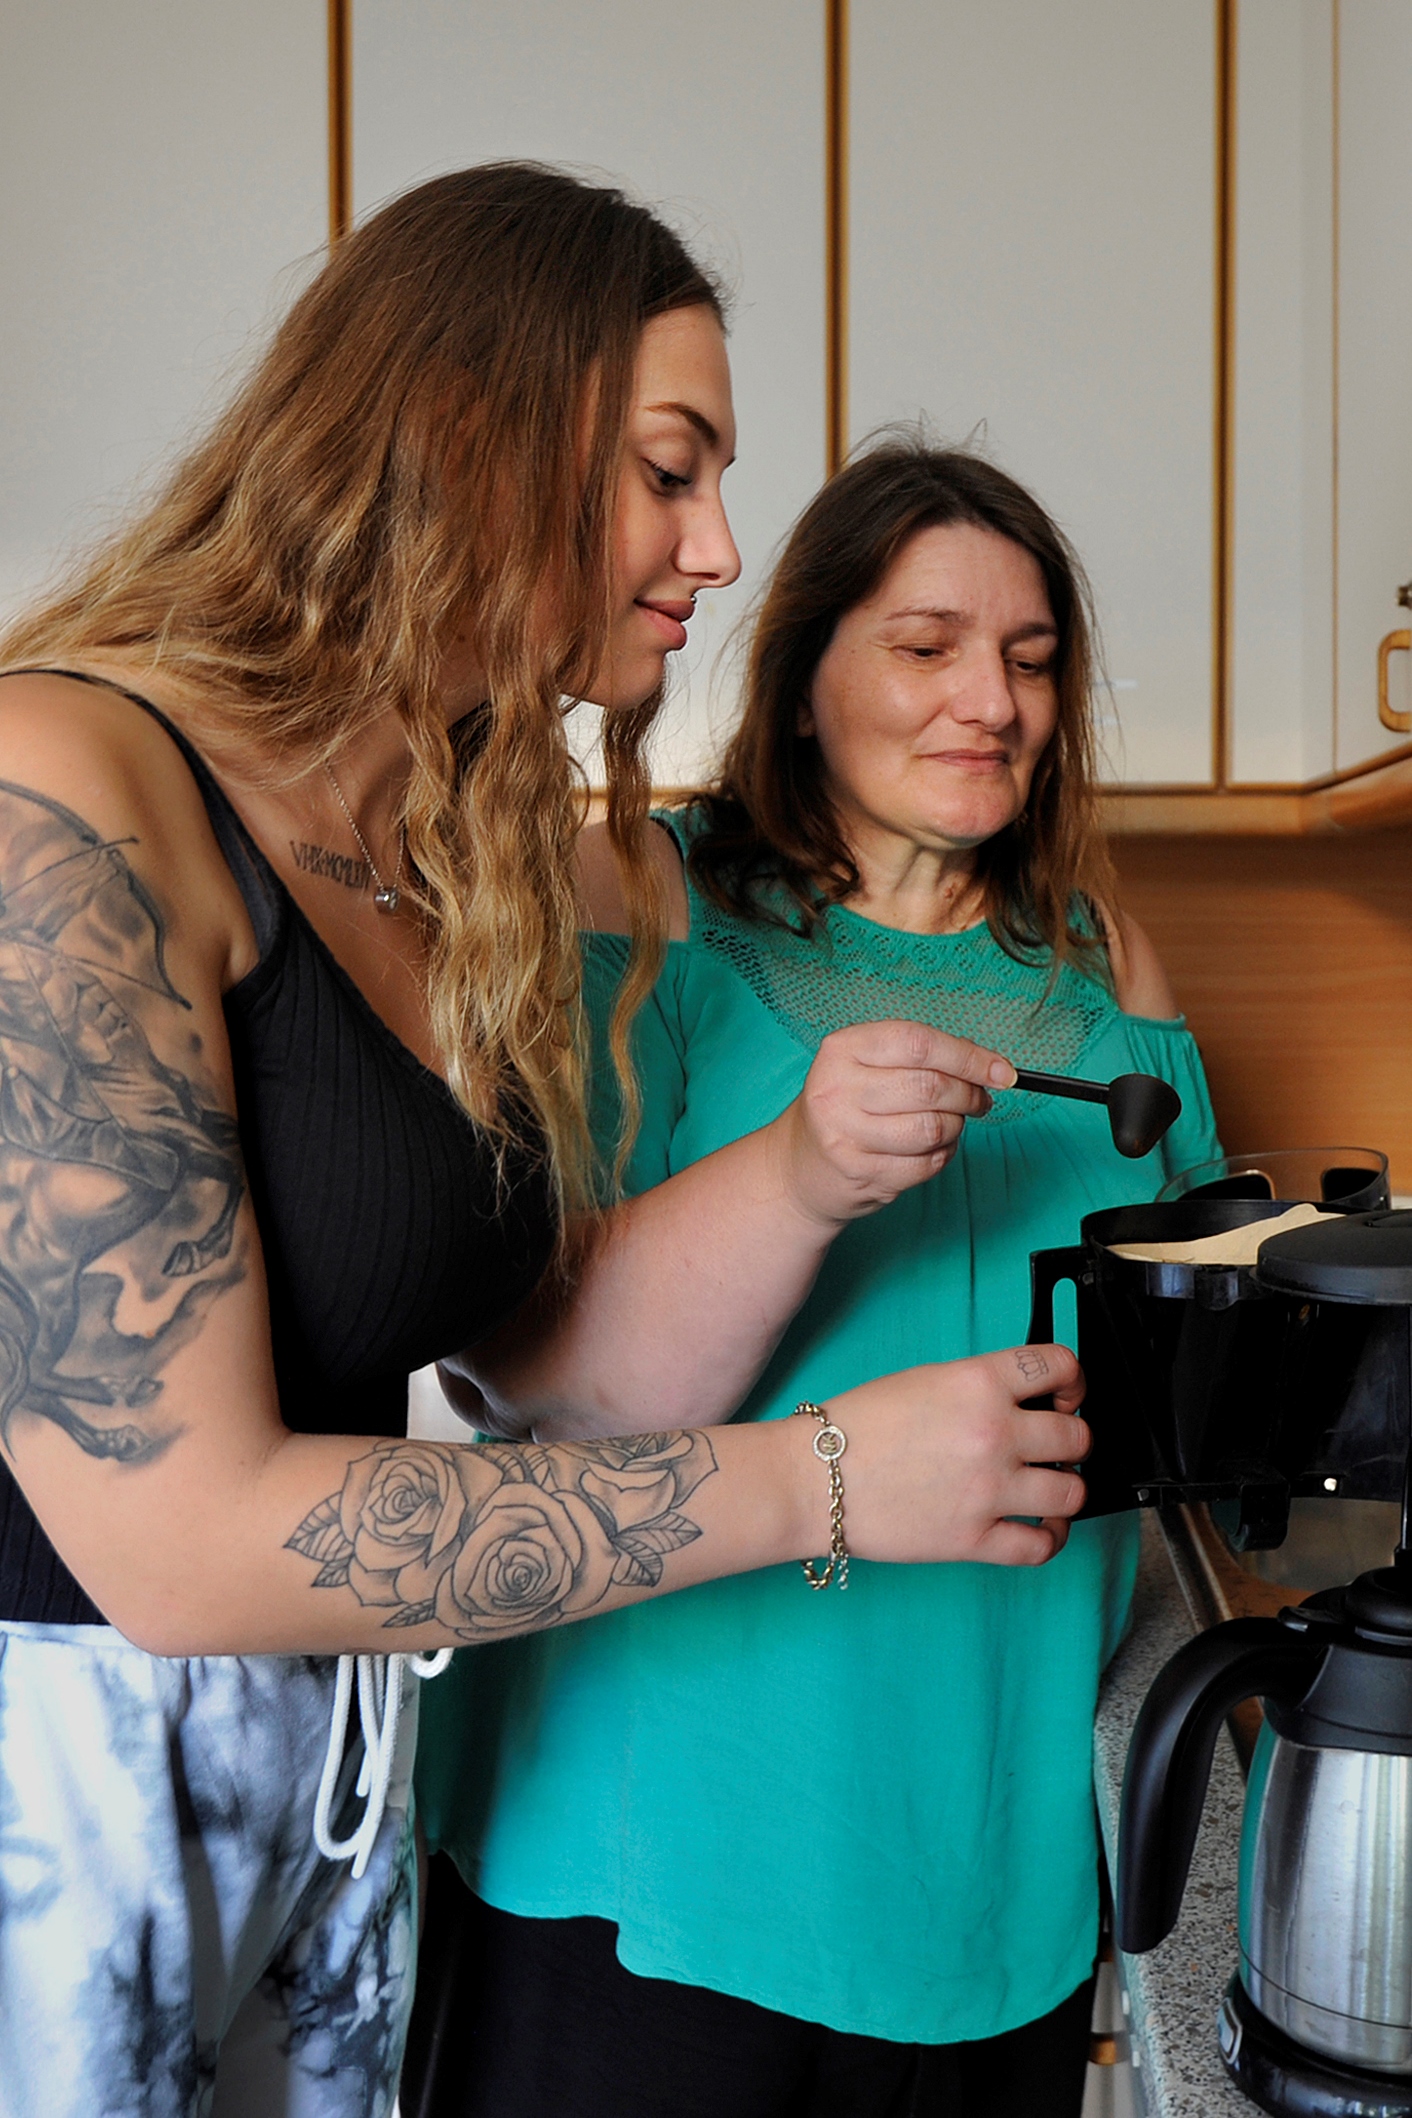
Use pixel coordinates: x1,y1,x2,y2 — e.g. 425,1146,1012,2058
417,809,1220,2045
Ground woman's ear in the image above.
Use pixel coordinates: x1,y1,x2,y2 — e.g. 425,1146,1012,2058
796,698,816,738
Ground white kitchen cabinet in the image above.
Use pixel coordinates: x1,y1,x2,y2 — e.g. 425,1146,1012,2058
4,2,1402,816
1228,0,1336,786
352,0,827,788
847,0,1219,788
0,1,326,621
1230,0,1412,786
1333,0,1412,773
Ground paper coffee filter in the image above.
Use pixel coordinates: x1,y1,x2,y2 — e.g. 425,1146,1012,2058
1107,1202,1326,1267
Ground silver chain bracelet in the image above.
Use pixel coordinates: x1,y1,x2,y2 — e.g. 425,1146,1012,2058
792,1401,850,1590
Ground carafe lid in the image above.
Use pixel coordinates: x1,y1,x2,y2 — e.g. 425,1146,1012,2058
1344,1568,1412,1644
1255,1209,1412,1304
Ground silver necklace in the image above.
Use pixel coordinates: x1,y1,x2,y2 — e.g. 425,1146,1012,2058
323,763,406,914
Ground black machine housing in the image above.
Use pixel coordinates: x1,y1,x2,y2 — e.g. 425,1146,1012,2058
1027,1184,1410,1549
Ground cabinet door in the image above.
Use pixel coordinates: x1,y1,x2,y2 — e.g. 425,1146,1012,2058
1334,0,1412,772
353,0,825,788
1232,0,1412,783
1228,0,1336,785
848,0,1218,787
0,1,325,621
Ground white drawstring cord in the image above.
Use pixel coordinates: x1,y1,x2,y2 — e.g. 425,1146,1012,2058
313,1647,454,1878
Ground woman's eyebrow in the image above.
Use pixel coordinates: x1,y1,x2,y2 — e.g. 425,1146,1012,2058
884,608,1058,640
645,400,720,448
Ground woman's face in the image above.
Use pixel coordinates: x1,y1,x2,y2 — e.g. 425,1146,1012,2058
803,522,1061,857
586,305,741,711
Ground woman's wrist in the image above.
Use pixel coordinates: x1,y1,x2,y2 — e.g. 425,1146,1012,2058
762,1104,855,1238
761,1413,833,1563
711,1417,828,1573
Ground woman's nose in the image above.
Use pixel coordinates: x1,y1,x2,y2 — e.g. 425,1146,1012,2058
680,488,742,590
951,649,1016,728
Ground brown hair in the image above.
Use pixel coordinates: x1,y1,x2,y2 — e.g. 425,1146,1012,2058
689,436,1115,976
0,162,722,1209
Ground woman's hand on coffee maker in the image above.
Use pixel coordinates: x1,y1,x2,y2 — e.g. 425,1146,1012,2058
772,1020,1017,1228
817,1345,1090,1567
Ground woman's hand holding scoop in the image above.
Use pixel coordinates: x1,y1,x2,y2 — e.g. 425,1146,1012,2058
773,1020,1018,1227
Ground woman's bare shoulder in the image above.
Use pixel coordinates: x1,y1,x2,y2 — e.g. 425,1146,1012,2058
0,667,198,812
0,668,255,980
1099,903,1180,1019
575,816,690,941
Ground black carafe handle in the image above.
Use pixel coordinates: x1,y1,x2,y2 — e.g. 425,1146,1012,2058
1024,1248,1086,1425
1027,1247,1085,1347
1025,1248,1086,1404
1117,1618,1324,1954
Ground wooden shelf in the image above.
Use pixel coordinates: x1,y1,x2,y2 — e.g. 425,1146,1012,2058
1102,746,1412,835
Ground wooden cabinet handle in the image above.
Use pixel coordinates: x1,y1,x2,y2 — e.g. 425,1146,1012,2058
1378,629,1412,733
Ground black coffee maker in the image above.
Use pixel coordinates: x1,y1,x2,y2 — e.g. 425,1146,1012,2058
1027,1150,1401,1546
1028,1162,1412,2117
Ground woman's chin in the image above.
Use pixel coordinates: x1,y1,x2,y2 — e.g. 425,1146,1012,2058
582,651,674,716
915,796,1024,850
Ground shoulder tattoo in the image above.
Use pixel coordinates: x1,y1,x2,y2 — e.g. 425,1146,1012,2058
0,779,246,1463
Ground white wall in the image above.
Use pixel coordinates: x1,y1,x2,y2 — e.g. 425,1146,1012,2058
848,0,1218,788
352,0,827,788
0,1,326,621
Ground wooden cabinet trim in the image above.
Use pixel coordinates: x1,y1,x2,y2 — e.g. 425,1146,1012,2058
1100,738,1412,834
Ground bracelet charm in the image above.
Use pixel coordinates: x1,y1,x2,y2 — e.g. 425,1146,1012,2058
792,1400,850,1590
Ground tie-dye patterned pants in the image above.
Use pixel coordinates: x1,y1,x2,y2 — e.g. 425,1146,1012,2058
0,1622,418,2117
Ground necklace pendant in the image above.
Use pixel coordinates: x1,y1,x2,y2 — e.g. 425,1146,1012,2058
373,884,401,914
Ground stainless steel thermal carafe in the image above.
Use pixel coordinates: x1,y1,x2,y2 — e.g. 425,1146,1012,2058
1240,1717,1412,2073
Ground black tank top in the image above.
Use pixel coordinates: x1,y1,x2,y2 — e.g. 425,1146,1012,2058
0,673,559,1624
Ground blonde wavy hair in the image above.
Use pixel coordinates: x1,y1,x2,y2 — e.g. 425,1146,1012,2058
1,163,722,1211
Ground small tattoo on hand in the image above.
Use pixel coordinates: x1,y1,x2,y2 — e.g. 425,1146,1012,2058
1017,1350,1049,1381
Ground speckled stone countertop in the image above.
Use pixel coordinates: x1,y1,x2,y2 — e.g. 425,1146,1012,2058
1093,1512,1257,2116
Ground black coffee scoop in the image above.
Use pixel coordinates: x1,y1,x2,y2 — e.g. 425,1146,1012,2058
1010,1068,1182,1159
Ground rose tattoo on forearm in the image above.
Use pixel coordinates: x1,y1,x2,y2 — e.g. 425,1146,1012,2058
286,1430,719,1639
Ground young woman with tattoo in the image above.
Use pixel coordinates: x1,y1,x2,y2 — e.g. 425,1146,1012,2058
0,167,1088,2118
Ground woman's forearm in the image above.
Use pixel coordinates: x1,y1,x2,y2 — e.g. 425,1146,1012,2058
41,1419,815,1658
460,1020,1013,1442
30,1345,1088,1658
453,1120,837,1440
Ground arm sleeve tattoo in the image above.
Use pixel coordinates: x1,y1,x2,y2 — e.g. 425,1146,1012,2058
0,779,246,1463
287,1430,719,1640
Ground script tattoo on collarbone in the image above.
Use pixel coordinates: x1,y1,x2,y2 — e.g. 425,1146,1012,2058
290,841,371,892
0,779,246,1464
287,1431,719,1640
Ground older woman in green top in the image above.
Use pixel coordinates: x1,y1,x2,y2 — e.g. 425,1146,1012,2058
416,442,1219,2118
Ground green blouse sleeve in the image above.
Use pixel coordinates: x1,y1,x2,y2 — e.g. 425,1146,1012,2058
580,930,688,1198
